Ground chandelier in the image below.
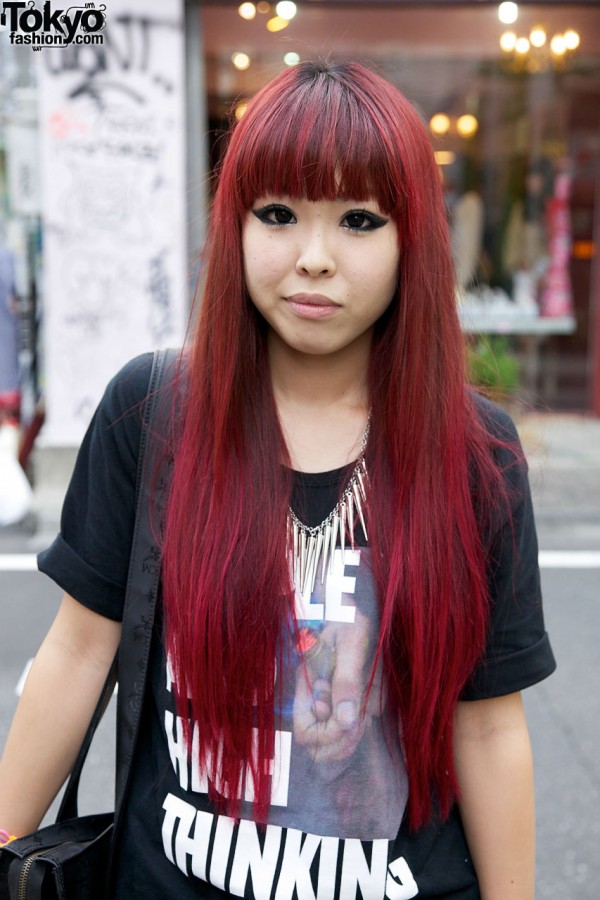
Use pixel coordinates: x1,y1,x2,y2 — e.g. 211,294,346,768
497,3,580,73
500,26,580,73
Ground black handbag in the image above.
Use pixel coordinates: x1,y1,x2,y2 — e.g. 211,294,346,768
0,349,176,900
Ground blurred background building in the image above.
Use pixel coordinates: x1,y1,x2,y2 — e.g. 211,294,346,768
1,0,599,451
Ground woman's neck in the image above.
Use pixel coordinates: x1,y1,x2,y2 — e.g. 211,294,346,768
268,330,370,411
268,332,371,473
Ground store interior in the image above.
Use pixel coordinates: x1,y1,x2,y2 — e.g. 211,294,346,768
199,1,600,410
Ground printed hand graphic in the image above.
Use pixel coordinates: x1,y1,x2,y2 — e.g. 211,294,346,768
293,611,373,762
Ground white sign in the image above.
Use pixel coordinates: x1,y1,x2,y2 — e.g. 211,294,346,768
6,88,40,216
37,0,187,444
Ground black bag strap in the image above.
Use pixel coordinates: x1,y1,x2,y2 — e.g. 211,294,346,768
114,347,179,816
56,348,179,822
55,662,116,820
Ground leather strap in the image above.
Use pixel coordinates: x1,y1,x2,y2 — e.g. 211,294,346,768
56,661,116,821
114,347,178,813
55,348,179,826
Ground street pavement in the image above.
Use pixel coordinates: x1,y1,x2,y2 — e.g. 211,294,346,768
514,413,600,899
0,413,599,898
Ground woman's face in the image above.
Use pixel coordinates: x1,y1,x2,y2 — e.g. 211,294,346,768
242,196,400,358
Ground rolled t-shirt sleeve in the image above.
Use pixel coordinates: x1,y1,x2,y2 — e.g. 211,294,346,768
38,353,154,620
461,403,556,700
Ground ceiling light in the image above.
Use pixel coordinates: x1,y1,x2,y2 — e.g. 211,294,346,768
434,151,456,166
232,51,251,70
256,1,270,12
429,113,451,135
238,2,256,19
498,2,518,25
530,27,546,48
500,31,517,52
266,15,288,32
564,30,580,50
550,34,566,55
235,101,249,120
276,1,297,20
515,36,530,54
284,51,301,66
457,115,479,138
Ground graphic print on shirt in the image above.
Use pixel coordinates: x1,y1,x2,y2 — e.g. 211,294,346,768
159,548,415,898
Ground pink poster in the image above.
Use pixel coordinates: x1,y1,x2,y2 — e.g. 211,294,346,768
541,167,574,318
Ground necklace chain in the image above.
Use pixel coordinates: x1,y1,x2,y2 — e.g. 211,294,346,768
287,415,370,594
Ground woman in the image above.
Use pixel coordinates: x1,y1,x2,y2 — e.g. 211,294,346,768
0,61,555,899
0,231,19,428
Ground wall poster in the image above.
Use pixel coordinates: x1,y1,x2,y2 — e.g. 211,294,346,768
37,0,187,444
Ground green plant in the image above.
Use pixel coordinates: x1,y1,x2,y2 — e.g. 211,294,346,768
468,336,520,393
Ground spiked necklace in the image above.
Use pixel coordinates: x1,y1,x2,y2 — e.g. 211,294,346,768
287,415,370,594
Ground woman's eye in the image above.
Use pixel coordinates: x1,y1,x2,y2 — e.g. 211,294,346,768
252,205,296,226
342,210,388,231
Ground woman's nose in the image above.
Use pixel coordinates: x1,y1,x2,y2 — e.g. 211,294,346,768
295,229,336,277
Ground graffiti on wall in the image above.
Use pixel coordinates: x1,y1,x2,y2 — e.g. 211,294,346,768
38,1,187,442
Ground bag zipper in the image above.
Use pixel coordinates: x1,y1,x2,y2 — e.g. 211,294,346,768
18,843,71,900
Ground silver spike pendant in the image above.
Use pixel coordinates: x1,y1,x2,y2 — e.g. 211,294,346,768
287,416,370,595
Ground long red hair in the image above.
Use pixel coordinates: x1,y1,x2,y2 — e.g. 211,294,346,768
162,61,511,829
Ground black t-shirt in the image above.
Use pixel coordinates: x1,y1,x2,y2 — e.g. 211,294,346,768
38,353,556,899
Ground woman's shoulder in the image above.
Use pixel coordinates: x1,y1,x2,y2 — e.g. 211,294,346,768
89,351,177,473
468,389,519,444
101,352,156,418
468,389,527,476
102,349,185,470
466,390,531,521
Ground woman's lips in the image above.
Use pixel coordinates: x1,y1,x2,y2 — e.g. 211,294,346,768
285,294,341,320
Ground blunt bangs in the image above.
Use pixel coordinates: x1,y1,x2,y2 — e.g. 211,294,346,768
230,66,405,215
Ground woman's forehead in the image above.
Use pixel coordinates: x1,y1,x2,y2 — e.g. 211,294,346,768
241,170,394,210
233,112,401,214
249,194,383,208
